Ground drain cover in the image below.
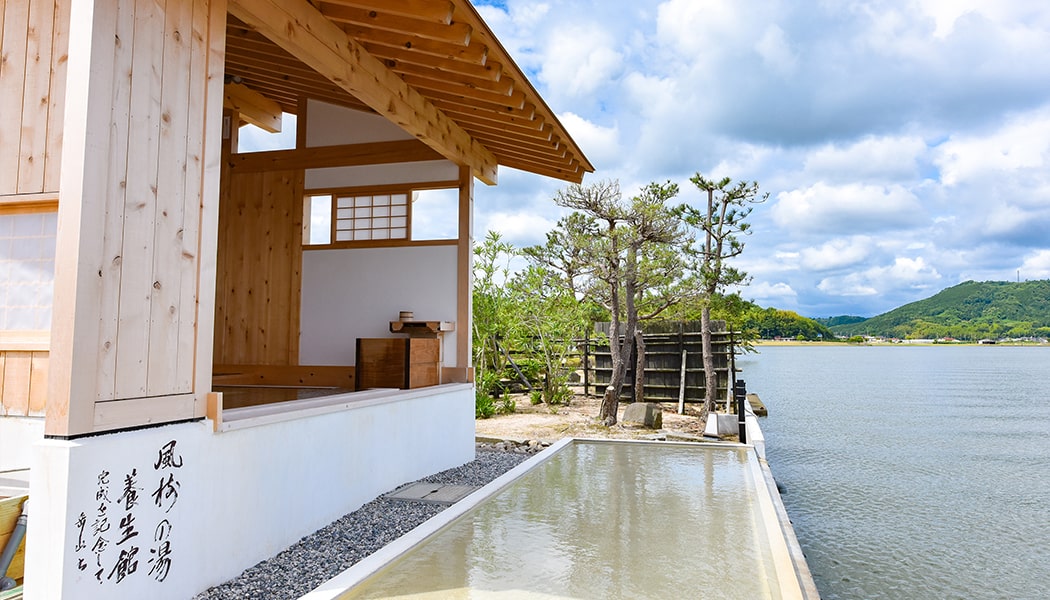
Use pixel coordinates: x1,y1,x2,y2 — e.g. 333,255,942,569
386,482,479,504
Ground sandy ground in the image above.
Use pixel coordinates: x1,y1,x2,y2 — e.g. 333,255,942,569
473,390,715,443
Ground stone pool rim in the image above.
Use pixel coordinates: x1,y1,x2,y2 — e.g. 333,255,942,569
302,437,819,600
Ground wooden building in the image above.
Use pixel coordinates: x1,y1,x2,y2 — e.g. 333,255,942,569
0,0,591,597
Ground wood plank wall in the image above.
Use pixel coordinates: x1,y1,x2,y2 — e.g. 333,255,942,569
0,0,70,197
213,168,304,365
0,350,48,417
47,0,227,436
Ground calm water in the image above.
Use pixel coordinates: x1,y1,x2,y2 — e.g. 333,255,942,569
346,442,794,599
740,345,1050,600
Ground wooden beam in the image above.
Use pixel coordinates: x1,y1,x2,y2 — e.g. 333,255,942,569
426,89,534,119
500,156,585,184
388,57,513,96
229,139,443,172
224,82,283,132
334,22,486,66
92,394,197,432
323,0,455,25
366,43,503,82
228,0,499,184
320,3,472,46
212,364,355,387
399,72,524,109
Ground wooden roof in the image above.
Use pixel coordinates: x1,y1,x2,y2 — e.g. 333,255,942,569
224,0,593,184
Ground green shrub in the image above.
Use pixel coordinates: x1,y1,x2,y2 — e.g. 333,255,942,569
545,382,574,406
475,393,495,419
496,390,516,415
475,371,498,419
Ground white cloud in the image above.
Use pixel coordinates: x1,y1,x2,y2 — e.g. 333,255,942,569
478,211,561,248
771,182,924,234
539,24,623,98
558,112,620,168
655,0,743,58
755,25,798,77
1019,250,1050,279
934,107,1050,186
799,237,873,271
804,136,927,182
746,281,797,303
817,257,941,297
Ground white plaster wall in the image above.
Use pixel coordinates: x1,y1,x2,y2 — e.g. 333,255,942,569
305,160,460,190
300,246,458,366
302,99,459,190
0,417,44,471
305,99,413,147
24,385,475,600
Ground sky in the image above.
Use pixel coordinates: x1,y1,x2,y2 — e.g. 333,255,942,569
239,0,1050,318
463,0,1050,317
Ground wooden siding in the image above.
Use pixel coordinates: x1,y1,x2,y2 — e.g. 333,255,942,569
0,0,69,197
587,322,736,403
213,168,303,365
47,0,227,436
0,350,48,417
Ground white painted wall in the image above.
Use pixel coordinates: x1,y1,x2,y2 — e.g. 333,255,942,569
25,385,475,600
300,246,458,366
305,160,460,190
305,99,413,146
0,417,44,471
303,99,458,189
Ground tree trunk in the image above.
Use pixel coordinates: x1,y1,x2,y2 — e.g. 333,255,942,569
634,328,646,405
701,304,717,427
600,290,624,425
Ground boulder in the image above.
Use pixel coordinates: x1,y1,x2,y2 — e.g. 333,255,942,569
622,402,663,429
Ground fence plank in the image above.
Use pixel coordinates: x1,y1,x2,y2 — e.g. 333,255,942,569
586,322,736,404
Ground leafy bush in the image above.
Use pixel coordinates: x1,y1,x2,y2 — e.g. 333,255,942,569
475,392,495,419
475,371,498,419
496,390,516,415
544,381,574,405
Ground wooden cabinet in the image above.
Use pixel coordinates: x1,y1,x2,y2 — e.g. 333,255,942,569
355,338,441,390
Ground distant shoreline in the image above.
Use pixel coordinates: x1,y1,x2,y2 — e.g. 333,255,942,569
753,340,1049,347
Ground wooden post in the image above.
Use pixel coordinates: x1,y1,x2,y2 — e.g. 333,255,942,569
678,348,687,415
680,323,688,414
582,329,590,398
456,165,473,379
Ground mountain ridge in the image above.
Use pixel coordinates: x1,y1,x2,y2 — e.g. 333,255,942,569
822,280,1050,340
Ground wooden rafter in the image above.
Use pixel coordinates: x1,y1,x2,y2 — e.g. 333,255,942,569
224,83,283,132
325,0,456,25
228,0,500,184
223,0,593,184
320,3,473,46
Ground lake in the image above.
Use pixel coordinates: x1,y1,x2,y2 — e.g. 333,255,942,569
738,344,1050,600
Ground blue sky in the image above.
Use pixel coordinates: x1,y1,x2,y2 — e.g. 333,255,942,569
242,1,1050,318
466,0,1050,317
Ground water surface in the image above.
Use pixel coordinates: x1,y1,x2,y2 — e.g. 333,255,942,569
344,442,792,599
740,345,1050,600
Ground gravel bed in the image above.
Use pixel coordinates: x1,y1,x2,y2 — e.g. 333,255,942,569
193,444,535,600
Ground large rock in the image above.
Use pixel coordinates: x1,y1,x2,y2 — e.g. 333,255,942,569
622,402,663,429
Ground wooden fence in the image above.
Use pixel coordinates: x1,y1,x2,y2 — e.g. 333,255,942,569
581,321,736,404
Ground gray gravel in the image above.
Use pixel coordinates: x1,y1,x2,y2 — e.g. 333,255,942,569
193,444,534,600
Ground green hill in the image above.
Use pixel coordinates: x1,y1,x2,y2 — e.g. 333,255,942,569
827,280,1050,340
815,315,866,328
744,306,837,340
